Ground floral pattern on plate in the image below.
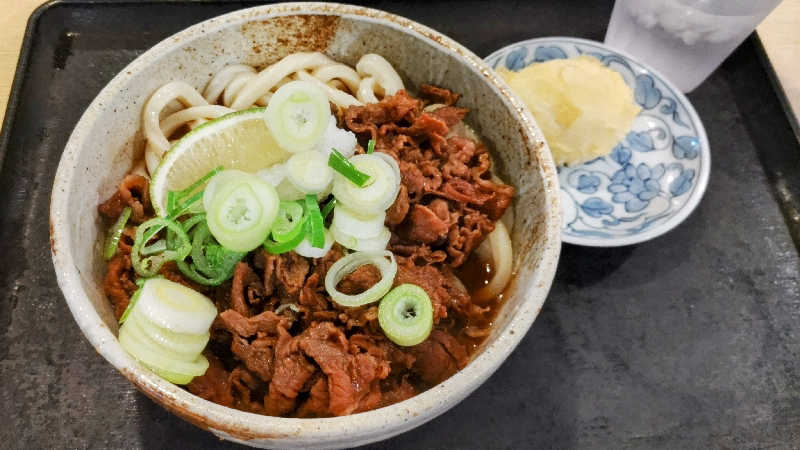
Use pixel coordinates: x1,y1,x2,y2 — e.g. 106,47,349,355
485,37,709,246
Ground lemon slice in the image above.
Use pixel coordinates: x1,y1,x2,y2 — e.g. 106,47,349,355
150,107,290,216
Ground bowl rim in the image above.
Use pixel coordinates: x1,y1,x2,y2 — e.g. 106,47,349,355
49,2,561,445
485,36,711,248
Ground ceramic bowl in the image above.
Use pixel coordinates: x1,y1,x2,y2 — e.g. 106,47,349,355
49,3,561,448
486,37,710,247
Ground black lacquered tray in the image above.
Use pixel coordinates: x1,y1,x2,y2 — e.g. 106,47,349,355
2,1,799,448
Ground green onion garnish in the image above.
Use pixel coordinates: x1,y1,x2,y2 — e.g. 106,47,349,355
177,220,244,286
103,206,132,260
166,165,223,217
328,148,371,187
264,220,308,254
271,201,307,243
131,217,192,277
366,139,376,154
321,197,337,220
305,194,325,249
377,283,434,347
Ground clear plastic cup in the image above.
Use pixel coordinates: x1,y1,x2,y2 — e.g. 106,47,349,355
605,0,782,92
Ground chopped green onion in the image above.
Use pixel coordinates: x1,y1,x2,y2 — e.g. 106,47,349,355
177,222,244,286
264,220,308,254
305,194,325,248
378,284,434,346
271,201,306,243
104,206,132,260
166,166,223,217
328,148,371,187
141,239,167,256
168,190,205,219
167,192,177,217
366,139,376,154
131,217,192,277
321,197,337,220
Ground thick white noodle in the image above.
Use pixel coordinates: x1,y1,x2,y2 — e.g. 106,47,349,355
474,221,513,302
357,77,380,104
203,65,255,104
312,63,362,92
142,81,209,173
230,52,334,110
143,53,407,176
295,70,363,108
355,53,404,96
223,71,256,107
159,105,235,137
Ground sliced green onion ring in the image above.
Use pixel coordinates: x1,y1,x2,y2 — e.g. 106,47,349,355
264,219,308,254
177,221,245,286
378,284,434,347
324,250,397,307
141,239,168,256
331,153,400,215
169,166,223,216
305,194,325,248
332,205,385,239
131,217,192,277
271,201,306,243
321,197,337,220
265,80,331,153
328,148,371,187
104,206,132,260
330,222,391,252
295,228,333,258
206,171,280,252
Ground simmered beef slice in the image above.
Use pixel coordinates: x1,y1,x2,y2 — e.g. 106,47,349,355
410,330,468,385
216,309,288,338
231,262,265,316
394,262,464,322
345,92,513,269
296,377,330,418
258,251,310,298
407,204,449,244
265,327,317,416
188,353,234,408
98,174,151,223
104,254,137,320
231,335,275,382
297,322,390,416
419,84,462,106
337,264,381,295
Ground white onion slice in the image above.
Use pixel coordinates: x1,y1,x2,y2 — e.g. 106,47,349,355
474,221,514,302
134,278,217,334
324,250,397,307
330,222,391,252
294,228,334,258
119,325,209,377
332,153,401,215
332,205,385,239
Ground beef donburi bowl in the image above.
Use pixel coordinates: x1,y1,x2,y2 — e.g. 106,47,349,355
49,3,560,448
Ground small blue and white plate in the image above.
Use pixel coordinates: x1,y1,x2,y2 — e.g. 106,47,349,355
485,37,710,247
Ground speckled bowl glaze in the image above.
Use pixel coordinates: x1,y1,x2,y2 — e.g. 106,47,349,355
486,37,710,247
49,3,560,448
